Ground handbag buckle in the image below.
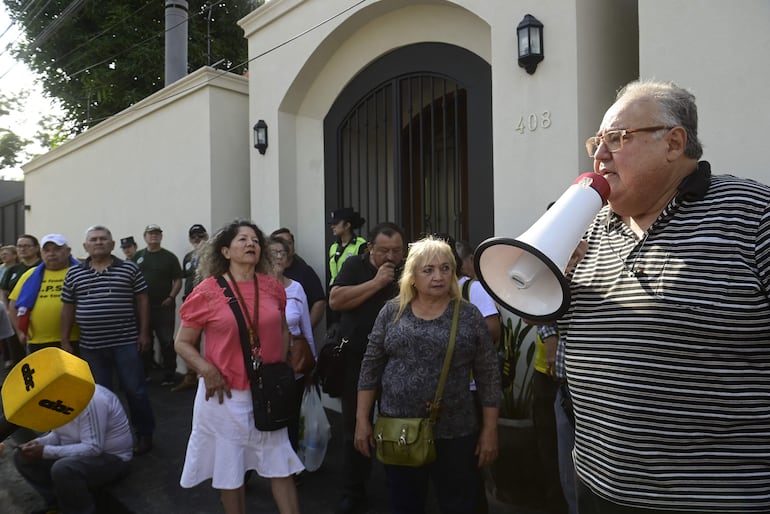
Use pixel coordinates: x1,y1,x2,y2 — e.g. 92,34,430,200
398,425,408,446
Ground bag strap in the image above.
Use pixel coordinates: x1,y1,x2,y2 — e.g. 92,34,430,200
429,298,461,423
216,276,258,379
461,278,473,301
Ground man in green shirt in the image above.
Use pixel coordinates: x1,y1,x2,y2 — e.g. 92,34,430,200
134,224,182,386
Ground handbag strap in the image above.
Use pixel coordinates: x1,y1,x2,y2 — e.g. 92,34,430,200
429,298,461,423
216,276,259,379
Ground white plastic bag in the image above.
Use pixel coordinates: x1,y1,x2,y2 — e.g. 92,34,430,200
298,385,331,471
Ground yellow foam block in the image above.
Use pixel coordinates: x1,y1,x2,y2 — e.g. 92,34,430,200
1,347,95,432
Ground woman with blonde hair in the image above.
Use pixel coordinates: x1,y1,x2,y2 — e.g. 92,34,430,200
354,236,500,513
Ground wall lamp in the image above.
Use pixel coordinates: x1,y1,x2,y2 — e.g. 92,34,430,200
253,119,268,154
517,14,544,74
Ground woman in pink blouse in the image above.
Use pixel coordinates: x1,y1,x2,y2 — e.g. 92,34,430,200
174,220,302,514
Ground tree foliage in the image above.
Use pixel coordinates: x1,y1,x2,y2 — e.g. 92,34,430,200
0,130,29,168
0,91,31,169
3,0,264,133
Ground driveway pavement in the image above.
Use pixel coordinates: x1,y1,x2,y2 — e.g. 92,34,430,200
1,365,548,513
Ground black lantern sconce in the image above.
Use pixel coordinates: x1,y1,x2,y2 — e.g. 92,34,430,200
517,14,544,74
253,119,268,154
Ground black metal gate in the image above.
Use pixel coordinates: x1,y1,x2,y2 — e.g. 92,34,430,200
337,74,467,241
324,42,493,249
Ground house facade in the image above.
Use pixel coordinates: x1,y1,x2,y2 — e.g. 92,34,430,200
21,0,770,287
239,0,769,283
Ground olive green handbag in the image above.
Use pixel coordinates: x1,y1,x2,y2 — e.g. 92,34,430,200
373,299,461,467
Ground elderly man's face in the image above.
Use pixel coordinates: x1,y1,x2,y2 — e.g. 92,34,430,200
42,243,71,270
593,96,673,218
84,229,115,258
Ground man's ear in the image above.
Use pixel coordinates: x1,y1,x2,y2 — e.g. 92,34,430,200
666,126,687,160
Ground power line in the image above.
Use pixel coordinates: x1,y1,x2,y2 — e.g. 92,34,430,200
67,9,192,79
0,0,45,59
0,0,79,61
53,0,156,67
1,0,224,81
28,0,90,50
80,0,370,128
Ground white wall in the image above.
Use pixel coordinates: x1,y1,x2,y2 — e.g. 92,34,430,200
22,68,250,260
639,0,770,184
240,0,634,274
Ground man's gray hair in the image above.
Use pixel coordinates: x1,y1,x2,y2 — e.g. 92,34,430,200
85,225,113,239
617,79,703,160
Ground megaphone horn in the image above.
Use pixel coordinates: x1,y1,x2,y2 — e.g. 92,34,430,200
474,172,610,321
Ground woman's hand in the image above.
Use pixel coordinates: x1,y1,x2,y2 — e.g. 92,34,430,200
354,419,374,458
200,364,231,404
475,419,499,467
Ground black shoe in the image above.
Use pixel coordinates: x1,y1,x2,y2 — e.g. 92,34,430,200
134,436,153,456
336,496,366,514
160,374,176,386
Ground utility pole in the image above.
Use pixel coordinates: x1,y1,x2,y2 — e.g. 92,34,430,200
164,0,189,86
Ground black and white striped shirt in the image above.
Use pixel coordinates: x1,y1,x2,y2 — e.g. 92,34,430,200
561,161,770,511
62,257,148,350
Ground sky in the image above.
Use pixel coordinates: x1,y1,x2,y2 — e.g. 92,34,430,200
0,3,62,180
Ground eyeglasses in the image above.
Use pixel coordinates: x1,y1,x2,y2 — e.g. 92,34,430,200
372,246,403,257
585,126,671,157
270,249,287,257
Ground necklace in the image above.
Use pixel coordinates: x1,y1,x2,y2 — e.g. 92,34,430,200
625,231,650,277
606,222,651,278
226,271,260,360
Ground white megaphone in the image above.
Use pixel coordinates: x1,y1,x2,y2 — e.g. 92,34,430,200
474,172,610,321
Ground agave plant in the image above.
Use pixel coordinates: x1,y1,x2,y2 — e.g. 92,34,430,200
498,316,536,419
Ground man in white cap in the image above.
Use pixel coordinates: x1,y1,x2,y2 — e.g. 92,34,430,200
8,234,80,353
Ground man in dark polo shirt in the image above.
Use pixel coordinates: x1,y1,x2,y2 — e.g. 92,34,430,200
134,224,182,386
61,225,155,455
328,221,405,514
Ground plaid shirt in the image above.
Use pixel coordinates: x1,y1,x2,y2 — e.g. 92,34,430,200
536,324,565,380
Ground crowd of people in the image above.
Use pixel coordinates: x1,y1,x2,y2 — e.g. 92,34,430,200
1,78,769,514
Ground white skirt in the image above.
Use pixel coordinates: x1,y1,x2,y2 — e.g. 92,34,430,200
180,378,304,489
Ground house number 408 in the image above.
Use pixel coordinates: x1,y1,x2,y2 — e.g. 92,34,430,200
516,111,551,133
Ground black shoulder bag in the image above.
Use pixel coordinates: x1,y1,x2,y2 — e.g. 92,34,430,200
316,323,347,398
216,275,296,432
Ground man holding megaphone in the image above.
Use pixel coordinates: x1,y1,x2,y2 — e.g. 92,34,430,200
552,81,770,514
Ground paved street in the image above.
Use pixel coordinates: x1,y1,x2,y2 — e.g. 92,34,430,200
1,365,548,514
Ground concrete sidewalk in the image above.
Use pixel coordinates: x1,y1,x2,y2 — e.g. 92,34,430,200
1,366,548,513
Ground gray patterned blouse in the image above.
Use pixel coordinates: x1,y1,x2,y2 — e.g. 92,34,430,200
358,298,501,439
